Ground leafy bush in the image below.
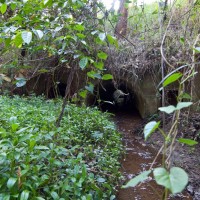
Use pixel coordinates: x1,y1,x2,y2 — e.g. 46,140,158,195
0,96,122,200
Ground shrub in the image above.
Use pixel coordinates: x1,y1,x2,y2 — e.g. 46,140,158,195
0,96,122,200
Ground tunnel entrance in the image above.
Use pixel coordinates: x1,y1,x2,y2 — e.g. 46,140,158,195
48,82,67,98
91,81,138,114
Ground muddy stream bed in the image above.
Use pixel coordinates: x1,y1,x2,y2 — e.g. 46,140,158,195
113,111,192,200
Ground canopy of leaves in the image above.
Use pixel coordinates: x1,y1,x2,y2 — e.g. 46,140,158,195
0,0,117,90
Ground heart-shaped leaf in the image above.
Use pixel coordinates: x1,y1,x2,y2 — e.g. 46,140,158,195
144,121,160,141
22,31,32,44
98,32,106,41
153,167,188,194
176,102,193,110
34,30,44,39
158,105,176,114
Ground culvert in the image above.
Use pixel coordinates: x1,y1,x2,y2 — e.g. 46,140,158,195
86,81,138,114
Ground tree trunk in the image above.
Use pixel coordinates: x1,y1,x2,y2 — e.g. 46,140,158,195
56,67,76,127
114,0,128,39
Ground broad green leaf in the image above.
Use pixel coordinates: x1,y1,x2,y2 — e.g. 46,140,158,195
144,121,160,141
102,74,113,80
14,152,20,160
76,33,85,39
94,62,104,70
11,3,16,11
35,198,45,200
107,34,118,48
16,78,26,87
0,194,10,200
181,93,191,99
29,140,36,150
169,168,188,194
91,30,98,35
74,24,85,31
23,0,28,3
1,4,7,14
176,102,193,110
153,168,170,188
97,177,106,183
16,127,29,134
20,190,29,200
50,191,59,200
79,89,87,98
178,138,198,146
11,123,19,131
10,26,18,32
9,116,17,123
163,72,182,87
12,33,23,48
158,105,176,114
44,0,52,5
34,30,44,39
98,33,106,41
122,170,151,188
87,71,101,79
79,57,88,69
92,131,103,139
0,153,7,165
85,84,94,93
81,40,87,45
159,102,192,114
153,167,188,194
22,31,32,44
35,146,49,150
44,0,48,4
97,51,108,60
54,26,63,32
7,177,17,189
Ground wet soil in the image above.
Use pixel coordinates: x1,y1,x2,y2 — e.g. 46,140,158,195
113,111,192,200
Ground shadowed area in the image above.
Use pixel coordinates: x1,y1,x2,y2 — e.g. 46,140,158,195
48,83,67,98
87,81,138,114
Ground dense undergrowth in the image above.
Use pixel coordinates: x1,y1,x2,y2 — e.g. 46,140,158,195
0,96,122,200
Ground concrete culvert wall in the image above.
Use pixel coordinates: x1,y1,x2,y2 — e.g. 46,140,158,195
13,66,161,118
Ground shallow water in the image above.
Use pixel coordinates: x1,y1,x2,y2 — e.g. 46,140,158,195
113,111,191,200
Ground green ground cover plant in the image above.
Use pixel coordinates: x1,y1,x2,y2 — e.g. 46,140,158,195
0,95,122,200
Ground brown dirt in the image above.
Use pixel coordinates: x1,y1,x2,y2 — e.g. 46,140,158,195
113,111,194,200
131,112,200,200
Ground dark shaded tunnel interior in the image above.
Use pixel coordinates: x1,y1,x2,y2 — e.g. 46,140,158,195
48,82,67,98
90,81,138,114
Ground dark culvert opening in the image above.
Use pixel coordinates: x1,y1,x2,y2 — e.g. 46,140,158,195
48,83,67,98
162,89,178,106
91,81,138,114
